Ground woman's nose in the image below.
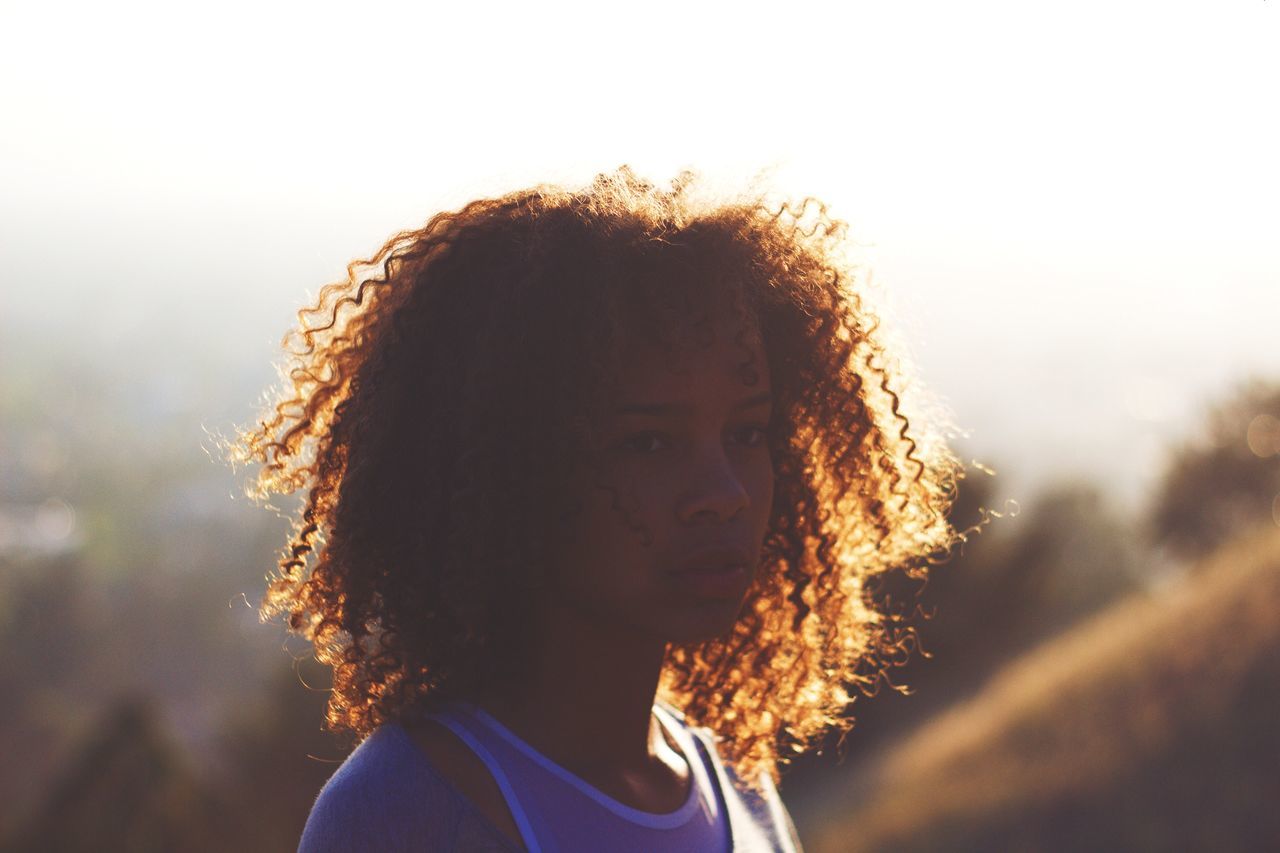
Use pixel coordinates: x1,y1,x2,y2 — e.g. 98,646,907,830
676,445,750,524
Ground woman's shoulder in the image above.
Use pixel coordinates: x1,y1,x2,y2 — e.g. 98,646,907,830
297,722,519,853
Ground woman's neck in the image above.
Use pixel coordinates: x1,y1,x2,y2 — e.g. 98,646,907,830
478,600,671,775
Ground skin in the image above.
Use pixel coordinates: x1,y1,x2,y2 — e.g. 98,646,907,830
406,303,775,847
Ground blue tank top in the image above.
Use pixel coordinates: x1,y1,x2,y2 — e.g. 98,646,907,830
423,702,794,852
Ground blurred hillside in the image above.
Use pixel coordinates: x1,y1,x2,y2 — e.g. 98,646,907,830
804,523,1280,852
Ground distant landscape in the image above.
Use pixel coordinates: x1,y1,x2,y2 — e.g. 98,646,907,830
3,290,1277,848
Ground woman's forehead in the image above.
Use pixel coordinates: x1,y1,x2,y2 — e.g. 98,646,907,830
609,313,768,400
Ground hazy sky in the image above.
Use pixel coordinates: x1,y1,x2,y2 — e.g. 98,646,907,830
3,0,1277,508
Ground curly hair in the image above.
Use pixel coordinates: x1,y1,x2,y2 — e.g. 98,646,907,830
230,167,959,786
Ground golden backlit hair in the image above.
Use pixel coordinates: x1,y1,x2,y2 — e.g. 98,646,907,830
231,167,958,785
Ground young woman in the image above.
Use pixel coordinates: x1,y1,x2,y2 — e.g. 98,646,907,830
233,168,957,851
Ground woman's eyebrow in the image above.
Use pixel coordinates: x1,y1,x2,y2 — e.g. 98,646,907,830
613,390,773,416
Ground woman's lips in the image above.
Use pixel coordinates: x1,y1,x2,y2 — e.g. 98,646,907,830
668,564,746,598
671,545,751,575
668,554,749,598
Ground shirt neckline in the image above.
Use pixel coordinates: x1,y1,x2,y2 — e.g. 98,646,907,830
456,701,705,829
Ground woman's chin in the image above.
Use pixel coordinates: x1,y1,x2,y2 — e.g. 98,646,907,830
659,599,750,646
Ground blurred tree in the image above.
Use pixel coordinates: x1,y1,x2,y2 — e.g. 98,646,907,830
214,658,353,852
0,554,108,837
1150,379,1280,561
2,698,234,853
992,483,1148,648
866,475,1146,716
783,469,1148,821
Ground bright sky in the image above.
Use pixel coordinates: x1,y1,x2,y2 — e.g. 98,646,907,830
2,0,1277,507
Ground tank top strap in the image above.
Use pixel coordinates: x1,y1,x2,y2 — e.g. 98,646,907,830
425,708,543,853
651,702,728,826
657,707,742,846
678,721,801,852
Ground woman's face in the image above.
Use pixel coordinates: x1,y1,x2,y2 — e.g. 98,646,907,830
544,305,776,645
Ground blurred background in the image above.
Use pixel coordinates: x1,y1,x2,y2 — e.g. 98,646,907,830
2,1,1277,850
